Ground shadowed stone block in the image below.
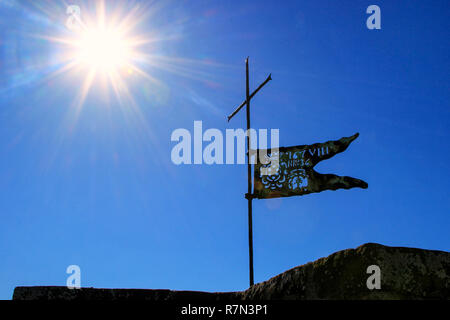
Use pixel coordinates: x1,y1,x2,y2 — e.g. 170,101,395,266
13,243,450,300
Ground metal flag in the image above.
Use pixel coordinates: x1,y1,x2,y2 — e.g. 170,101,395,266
253,133,368,199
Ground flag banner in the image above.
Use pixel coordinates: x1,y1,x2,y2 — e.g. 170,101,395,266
252,133,368,199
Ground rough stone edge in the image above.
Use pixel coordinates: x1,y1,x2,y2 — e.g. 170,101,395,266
12,243,450,300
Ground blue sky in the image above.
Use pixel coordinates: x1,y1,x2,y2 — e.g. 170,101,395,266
0,0,449,299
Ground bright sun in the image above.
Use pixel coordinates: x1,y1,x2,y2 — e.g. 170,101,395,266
42,1,159,109
41,1,187,111
76,28,132,71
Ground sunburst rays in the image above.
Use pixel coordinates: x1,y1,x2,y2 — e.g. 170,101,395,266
45,1,158,113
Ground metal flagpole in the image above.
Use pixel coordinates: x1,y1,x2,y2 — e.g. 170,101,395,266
245,57,254,287
227,57,271,288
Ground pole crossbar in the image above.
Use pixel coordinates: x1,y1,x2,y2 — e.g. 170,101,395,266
227,73,272,122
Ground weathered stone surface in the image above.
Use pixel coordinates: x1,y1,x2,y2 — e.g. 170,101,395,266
12,287,238,301
241,243,449,300
13,243,449,300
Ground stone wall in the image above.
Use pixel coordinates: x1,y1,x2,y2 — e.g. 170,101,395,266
13,243,450,300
